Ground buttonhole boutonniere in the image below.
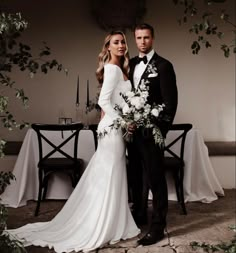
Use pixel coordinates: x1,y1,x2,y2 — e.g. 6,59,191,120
147,63,158,78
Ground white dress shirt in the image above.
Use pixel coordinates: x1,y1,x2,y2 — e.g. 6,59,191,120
133,49,154,89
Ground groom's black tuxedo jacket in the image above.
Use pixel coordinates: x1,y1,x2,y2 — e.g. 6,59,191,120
129,52,178,138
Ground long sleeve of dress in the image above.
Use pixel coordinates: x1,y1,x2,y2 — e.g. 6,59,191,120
98,64,121,121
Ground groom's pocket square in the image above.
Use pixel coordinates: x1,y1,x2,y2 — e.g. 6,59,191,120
148,73,158,78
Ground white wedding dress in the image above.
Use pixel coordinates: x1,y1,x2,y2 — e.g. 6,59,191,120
7,64,140,253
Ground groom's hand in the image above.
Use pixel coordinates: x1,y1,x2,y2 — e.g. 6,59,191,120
127,123,136,134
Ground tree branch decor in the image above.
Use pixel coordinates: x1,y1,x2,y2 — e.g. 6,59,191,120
0,9,67,252
172,0,236,57
0,12,68,157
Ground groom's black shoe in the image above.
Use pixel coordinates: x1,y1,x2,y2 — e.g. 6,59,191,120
138,231,164,246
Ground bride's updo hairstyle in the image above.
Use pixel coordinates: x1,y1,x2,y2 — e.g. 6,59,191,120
96,31,129,86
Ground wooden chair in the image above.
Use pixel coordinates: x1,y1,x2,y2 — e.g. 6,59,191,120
164,123,193,215
32,122,84,216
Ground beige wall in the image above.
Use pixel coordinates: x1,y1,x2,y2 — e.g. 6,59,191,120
1,0,235,142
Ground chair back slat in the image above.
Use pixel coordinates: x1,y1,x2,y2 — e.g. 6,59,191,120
165,123,193,160
40,132,76,161
165,132,185,150
165,148,182,161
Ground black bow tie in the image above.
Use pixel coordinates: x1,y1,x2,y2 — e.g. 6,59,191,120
136,55,148,64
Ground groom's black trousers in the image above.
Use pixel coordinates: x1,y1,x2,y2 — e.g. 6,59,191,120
127,128,168,233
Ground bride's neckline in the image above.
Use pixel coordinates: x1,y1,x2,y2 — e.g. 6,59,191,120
106,63,129,81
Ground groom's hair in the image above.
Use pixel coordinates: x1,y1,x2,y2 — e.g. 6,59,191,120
134,23,155,38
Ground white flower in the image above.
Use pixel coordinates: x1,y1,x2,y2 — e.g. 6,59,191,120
148,73,158,78
147,63,158,75
139,80,147,90
134,113,142,121
122,103,132,114
151,108,161,117
143,112,149,118
130,96,145,110
144,104,151,115
118,118,127,128
125,91,135,98
140,91,149,100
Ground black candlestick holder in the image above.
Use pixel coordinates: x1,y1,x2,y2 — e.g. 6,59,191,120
75,103,82,123
83,106,90,129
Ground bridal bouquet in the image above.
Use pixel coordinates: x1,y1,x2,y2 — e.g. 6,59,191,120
98,79,166,147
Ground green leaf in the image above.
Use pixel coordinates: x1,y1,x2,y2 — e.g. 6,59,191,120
205,41,211,48
217,31,224,39
39,50,50,57
41,64,48,73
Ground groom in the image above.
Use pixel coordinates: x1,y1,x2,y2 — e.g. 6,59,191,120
127,23,178,246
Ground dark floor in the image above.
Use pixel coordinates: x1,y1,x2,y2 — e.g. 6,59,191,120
5,189,236,253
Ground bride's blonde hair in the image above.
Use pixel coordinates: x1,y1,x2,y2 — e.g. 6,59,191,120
95,31,129,86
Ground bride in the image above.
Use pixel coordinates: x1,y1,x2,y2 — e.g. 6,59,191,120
7,31,140,253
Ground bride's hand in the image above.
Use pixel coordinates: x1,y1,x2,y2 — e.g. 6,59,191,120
100,110,105,120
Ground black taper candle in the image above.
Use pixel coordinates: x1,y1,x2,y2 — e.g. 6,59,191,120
86,80,89,107
76,75,79,106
